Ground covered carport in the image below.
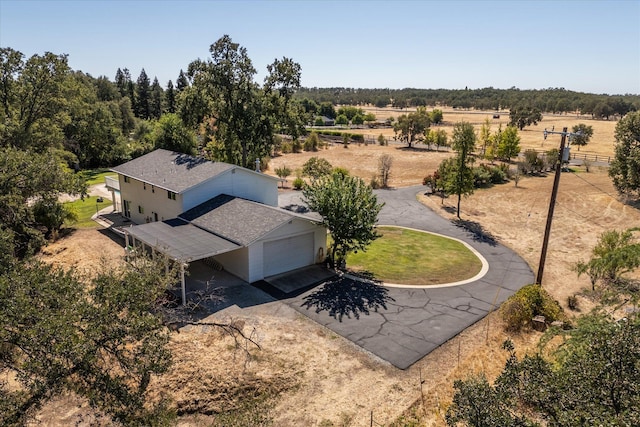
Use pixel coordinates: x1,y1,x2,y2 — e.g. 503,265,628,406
123,218,241,305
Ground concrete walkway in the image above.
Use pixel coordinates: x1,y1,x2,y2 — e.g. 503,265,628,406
278,186,534,369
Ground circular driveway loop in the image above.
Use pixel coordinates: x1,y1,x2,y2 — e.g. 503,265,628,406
279,186,534,370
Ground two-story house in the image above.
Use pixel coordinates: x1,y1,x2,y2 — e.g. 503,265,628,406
111,149,327,287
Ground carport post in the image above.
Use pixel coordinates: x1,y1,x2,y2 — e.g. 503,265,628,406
180,262,187,306
124,233,129,261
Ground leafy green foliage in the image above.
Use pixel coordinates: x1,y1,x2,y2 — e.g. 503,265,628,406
363,112,376,123
337,106,363,121
303,132,320,151
521,149,544,174
187,35,304,168
446,373,530,427
425,128,448,150
571,123,594,149
450,313,640,426
575,228,640,290
393,106,431,148
303,172,383,267
0,256,177,425
496,125,521,161
318,102,336,119
440,121,476,218
509,106,543,130
134,68,151,119
0,48,70,150
500,284,564,332
302,156,333,179
292,177,305,190
609,111,640,199
32,198,77,237
335,114,348,125
275,165,292,188
0,147,87,257
152,113,197,154
430,108,444,124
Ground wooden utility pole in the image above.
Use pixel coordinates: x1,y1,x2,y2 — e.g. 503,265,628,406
536,127,570,285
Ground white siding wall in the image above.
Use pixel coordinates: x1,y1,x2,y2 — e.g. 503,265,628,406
245,219,327,282
182,169,278,210
213,247,250,282
118,175,183,224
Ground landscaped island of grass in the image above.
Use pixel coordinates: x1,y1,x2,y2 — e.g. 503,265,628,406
346,226,483,286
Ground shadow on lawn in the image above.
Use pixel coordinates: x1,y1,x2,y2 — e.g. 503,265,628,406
301,272,394,322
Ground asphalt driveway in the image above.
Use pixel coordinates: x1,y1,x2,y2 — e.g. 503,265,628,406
278,186,534,369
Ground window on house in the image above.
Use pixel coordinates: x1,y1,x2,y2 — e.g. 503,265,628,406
123,176,130,183
167,190,176,200
138,205,144,214
143,182,146,190
151,185,155,193
123,200,131,218
153,212,158,222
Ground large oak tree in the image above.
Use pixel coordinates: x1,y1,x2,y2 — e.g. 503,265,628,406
609,111,640,199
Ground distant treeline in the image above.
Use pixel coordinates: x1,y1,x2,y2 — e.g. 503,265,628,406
294,87,640,119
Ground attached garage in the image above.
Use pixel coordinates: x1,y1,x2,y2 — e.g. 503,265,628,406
263,233,315,277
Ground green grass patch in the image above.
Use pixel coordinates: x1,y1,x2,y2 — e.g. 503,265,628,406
346,226,482,286
64,196,112,228
79,168,116,186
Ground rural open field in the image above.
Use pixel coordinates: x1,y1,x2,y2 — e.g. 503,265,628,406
37,108,639,426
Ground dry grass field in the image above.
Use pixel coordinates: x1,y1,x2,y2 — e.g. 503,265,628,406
36,109,640,426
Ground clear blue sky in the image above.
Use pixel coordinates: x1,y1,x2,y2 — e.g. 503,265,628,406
1,0,639,95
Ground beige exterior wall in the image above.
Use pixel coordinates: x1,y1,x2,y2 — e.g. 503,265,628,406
118,175,184,224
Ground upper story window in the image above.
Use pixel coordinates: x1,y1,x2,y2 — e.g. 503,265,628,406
151,185,155,193
167,190,176,200
143,182,146,190
123,176,130,183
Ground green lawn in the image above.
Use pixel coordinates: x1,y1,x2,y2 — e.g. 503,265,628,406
346,226,482,286
64,196,112,228
80,169,116,186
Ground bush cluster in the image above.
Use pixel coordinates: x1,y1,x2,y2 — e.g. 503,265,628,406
292,177,305,190
472,163,507,187
501,284,564,332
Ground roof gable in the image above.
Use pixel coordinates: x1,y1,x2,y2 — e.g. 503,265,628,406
111,149,235,193
179,195,296,246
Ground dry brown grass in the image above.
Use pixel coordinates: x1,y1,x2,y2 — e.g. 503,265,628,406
35,112,640,426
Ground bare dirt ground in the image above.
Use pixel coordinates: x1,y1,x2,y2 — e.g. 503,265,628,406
36,110,640,426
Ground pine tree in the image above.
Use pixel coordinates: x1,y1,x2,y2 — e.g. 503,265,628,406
134,68,151,119
165,80,176,113
149,77,164,119
176,69,189,92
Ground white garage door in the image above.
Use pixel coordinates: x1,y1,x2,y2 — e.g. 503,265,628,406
263,233,314,277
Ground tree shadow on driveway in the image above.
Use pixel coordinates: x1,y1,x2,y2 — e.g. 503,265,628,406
453,218,498,247
301,273,395,322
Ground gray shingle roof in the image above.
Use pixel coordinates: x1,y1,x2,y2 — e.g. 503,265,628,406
180,195,295,246
111,149,235,193
124,218,241,261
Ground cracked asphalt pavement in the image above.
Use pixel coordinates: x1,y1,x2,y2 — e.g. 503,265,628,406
279,186,533,369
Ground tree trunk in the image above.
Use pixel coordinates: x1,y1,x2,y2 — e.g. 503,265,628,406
457,193,461,219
